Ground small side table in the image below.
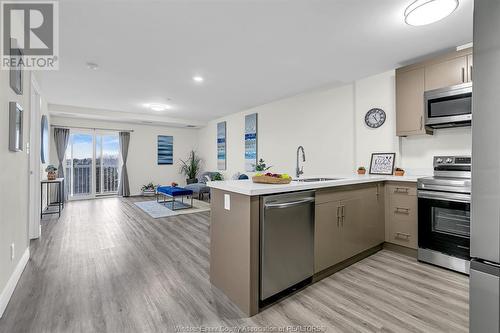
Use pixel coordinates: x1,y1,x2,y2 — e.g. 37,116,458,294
41,178,65,219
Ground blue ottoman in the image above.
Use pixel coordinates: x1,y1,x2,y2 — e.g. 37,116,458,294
156,186,194,210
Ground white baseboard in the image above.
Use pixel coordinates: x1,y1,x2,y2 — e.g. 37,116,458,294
0,247,30,318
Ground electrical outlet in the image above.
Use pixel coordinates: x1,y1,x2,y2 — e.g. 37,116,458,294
10,243,15,261
224,194,230,210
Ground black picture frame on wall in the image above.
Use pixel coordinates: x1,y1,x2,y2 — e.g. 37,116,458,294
9,39,23,95
369,153,396,175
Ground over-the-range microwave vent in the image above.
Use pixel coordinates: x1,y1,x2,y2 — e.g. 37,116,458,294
426,120,471,129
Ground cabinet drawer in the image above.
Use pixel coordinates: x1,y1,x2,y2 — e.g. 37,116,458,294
386,220,418,249
387,203,418,249
387,184,417,197
316,183,380,205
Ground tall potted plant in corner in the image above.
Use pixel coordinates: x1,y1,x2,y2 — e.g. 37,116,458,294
180,150,202,184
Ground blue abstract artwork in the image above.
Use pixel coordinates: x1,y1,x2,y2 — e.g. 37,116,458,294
217,122,226,170
245,113,258,172
157,135,173,165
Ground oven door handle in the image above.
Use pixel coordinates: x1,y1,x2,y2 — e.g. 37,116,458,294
418,190,471,203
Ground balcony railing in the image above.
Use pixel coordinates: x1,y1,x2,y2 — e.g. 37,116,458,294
96,165,119,193
65,159,119,196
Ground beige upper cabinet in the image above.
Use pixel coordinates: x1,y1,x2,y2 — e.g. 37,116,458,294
424,56,468,91
396,48,472,137
396,67,426,136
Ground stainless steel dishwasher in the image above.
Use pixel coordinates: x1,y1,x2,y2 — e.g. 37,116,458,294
260,190,315,303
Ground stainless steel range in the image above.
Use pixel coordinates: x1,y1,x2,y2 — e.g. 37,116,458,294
417,156,471,274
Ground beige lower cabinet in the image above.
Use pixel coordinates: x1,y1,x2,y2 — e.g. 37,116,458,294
315,201,343,272
314,184,384,273
385,182,418,249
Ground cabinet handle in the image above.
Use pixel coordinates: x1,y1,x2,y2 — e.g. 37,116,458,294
469,65,473,81
420,115,423,130
336,206,340,227
394,187,409,194
396,232,411,239
461,67,465,82
341,205,345,226
395,207,410,214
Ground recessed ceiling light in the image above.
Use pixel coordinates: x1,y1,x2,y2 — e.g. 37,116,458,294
193,76,204,83
404,0,459,26
145,103,171,111
86,62,99,70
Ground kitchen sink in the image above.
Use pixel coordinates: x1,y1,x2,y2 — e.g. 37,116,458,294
294,177,341,182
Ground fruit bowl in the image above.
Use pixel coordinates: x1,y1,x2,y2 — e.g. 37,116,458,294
252,173,292,185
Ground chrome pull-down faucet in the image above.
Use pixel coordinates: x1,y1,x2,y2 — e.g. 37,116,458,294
296,146,306,178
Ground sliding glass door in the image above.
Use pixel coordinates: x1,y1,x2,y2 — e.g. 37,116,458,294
95,132,120,195
65,129,121,199
66,130,94,199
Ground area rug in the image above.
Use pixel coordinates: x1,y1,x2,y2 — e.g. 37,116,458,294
134,199,210,218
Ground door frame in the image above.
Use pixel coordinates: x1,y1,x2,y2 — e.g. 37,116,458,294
29,75,42,239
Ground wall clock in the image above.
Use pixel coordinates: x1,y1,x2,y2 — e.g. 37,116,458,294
365,108,386,128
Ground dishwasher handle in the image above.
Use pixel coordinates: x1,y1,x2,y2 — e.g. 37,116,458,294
264,197,315,209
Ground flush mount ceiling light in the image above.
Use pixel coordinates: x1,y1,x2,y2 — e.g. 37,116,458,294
145,103,171,111
86,62,99,70
193,76,204,83
404,0,459,26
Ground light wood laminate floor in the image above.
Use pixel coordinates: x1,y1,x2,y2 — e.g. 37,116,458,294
0,197,469,333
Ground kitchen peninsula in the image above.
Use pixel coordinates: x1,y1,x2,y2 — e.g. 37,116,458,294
208,174,422,316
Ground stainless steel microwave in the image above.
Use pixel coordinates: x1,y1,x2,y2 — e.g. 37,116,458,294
424,82,472,128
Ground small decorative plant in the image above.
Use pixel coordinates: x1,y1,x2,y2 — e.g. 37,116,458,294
211,172,223,181
45,165,58,180
141,182,157,192
141,183,158,196
253,158,272,172
357,166,366,175
180,150,202,184
394,167,405,176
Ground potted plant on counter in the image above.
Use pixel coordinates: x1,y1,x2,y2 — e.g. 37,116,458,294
45,165,58,180
394,167,405,176
179,150,202,184
211,172,224,181
253,158,272,172
357,166,366,175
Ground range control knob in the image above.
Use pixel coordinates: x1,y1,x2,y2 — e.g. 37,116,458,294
436,158,443,164
446,158,453,163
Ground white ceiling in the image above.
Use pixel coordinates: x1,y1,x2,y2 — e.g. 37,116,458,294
40,0,473,124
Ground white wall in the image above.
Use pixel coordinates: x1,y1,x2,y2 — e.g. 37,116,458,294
50,116,198,196
0,64,31,317
197,84,356,178
354,70,400,168
197,70,472,177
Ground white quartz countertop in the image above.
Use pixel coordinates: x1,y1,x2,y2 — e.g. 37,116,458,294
207,174,427,196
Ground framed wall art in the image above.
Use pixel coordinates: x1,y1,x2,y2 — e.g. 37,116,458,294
217,121,226,170
244,113,257,172
157,135,173,165
369,153,395,175
9,39,23,95
41,115,49,163
9,102,23,152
